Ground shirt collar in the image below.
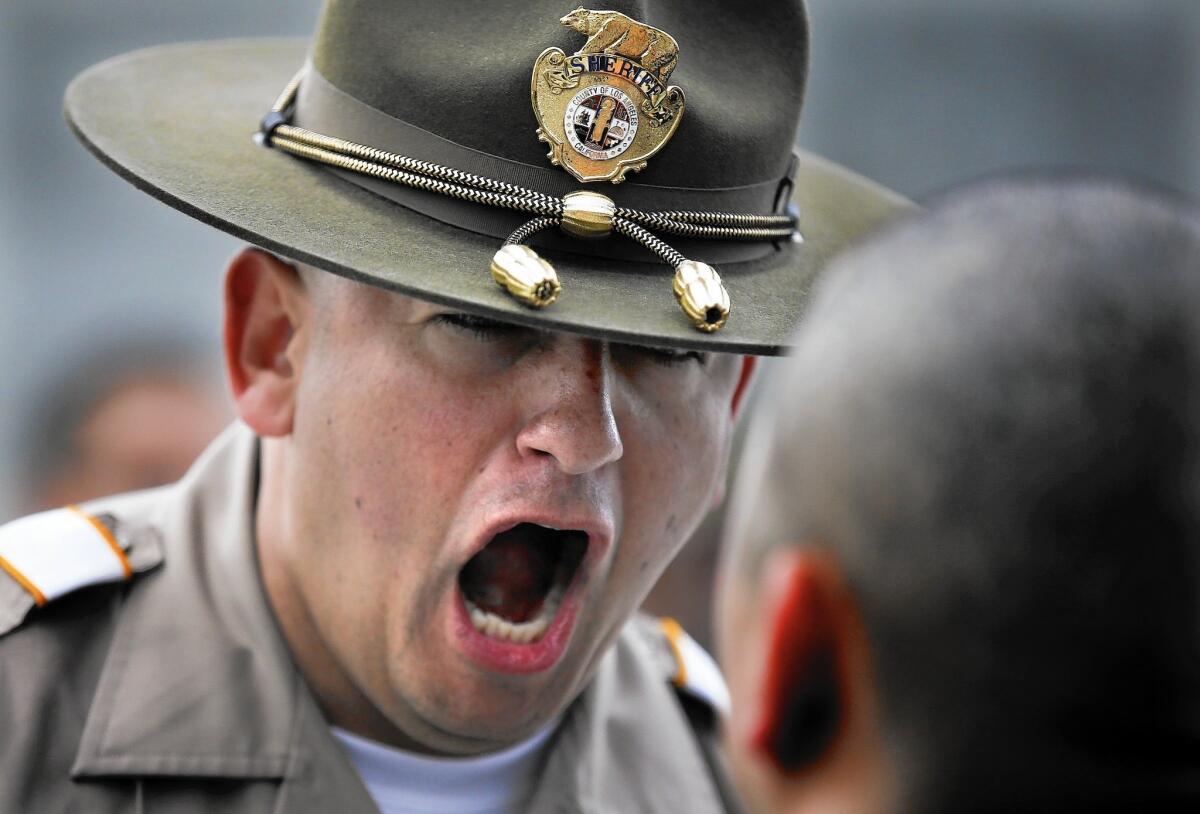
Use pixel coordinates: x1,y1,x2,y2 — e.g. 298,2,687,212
70,423,304,781
526,620,728,814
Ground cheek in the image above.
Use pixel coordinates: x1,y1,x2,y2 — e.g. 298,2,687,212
649,385,731,510
617,377,734,578
292,338,507,575
342,385,493,515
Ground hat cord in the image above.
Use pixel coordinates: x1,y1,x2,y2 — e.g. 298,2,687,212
260,71,799,332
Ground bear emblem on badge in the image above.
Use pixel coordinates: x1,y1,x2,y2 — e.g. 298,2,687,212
531,8,686,184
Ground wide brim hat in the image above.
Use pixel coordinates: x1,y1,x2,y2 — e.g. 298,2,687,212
64,2,910,355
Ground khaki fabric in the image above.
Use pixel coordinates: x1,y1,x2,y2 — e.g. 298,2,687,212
0,424,737,813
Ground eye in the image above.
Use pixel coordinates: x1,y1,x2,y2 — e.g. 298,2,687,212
433,311,524,340
623,343,709,367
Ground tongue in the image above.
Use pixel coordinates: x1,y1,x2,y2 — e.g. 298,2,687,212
460,527,555,623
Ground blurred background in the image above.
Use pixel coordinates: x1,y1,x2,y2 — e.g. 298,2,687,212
2,1,1199,644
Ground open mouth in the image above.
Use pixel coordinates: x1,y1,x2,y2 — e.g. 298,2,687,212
457,523,588,645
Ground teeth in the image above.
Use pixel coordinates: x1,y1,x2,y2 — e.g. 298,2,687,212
464,589,565,644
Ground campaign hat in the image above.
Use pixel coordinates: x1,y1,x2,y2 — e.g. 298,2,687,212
64,0,909,354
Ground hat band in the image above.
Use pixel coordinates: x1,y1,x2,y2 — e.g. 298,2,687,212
260,68,799,332
290,63,793,265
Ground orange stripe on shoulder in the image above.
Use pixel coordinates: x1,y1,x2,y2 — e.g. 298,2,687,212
0,553,47,606
659,616,688,688
67,505,133,580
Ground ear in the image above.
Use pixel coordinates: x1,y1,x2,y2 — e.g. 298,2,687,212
729,356,758,419
223,248,308,437
707,356,760,510
749,549,848,773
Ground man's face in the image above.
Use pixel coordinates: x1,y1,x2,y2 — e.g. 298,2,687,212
274,274,745,752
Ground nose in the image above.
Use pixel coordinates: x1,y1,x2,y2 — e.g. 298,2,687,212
514,338,624,475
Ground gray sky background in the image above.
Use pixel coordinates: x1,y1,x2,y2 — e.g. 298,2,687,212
1,0,1198,519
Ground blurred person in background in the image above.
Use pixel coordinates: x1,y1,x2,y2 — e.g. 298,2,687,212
648,1,1200,651
719,177,1200,813
18,334,228,515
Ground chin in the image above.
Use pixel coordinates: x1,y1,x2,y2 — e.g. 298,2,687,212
404,665,578,749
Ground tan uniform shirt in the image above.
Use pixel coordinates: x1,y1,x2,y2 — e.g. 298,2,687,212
0,425,741,813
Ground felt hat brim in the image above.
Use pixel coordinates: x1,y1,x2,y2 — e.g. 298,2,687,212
66,39,912,355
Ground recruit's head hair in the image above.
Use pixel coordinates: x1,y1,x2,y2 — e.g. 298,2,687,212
727,176,1200,811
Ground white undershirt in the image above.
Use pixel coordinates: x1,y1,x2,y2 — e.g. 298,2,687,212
331,723,558,814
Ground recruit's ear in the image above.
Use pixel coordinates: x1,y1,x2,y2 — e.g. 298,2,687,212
738,548,892,812
223,248,309,437
749,549,846,773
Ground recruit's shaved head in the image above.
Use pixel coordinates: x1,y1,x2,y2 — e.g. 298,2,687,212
725,178,1200,811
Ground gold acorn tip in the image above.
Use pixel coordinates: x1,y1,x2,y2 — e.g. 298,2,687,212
673,260,730,332
490,244,562,308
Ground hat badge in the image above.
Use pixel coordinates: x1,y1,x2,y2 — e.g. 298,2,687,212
531,8,686,184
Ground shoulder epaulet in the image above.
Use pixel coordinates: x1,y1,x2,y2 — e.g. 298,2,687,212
0,505,163,637
638,616,745,814
657,616,731,718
